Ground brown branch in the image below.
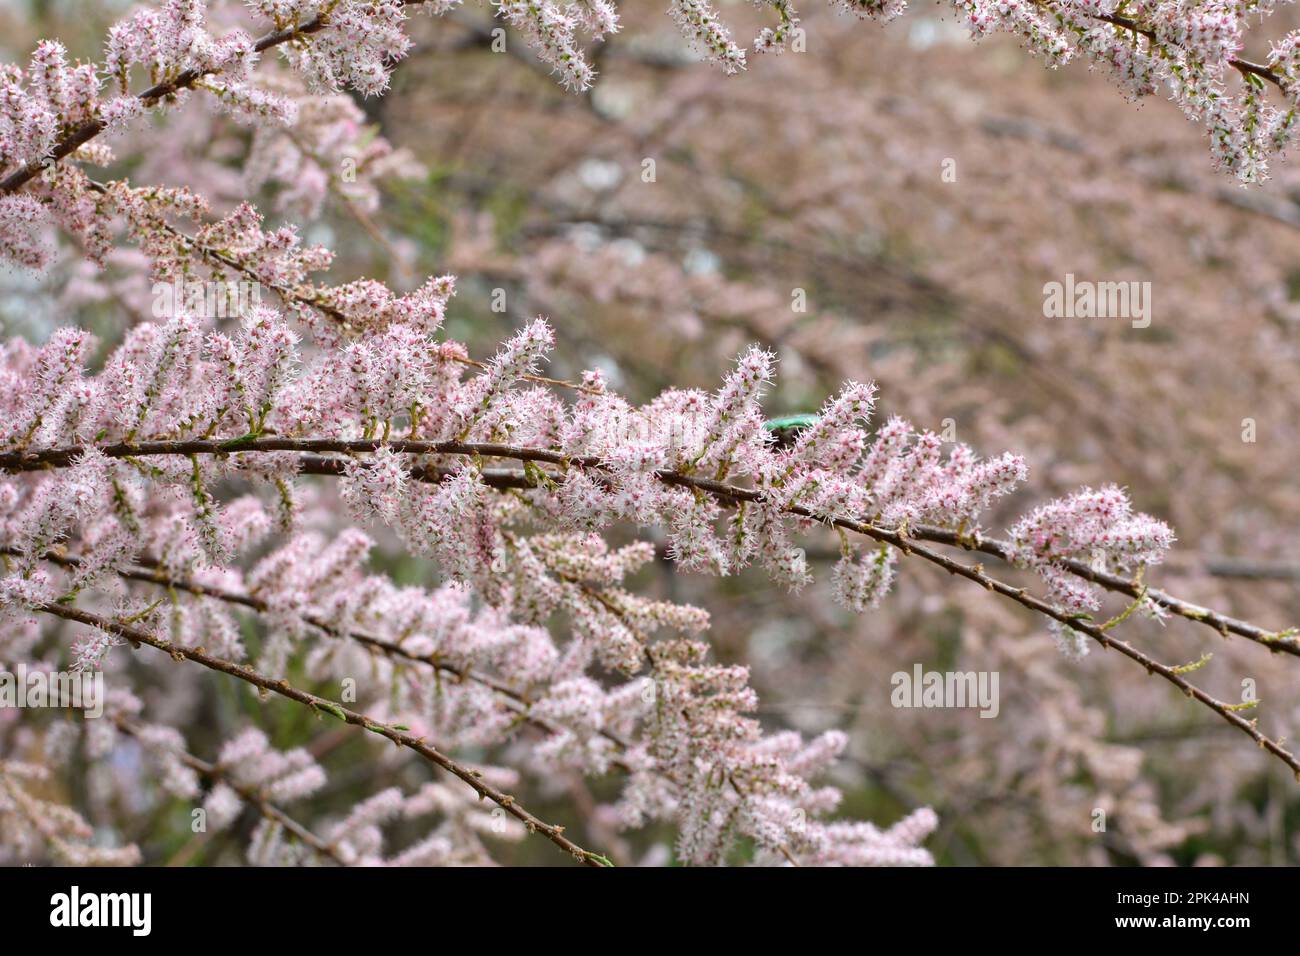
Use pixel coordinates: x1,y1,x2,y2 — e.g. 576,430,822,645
0,2,429,194
1029,1,1285,89
1089,10,1284,88
696,540,1300,585
0,436,572,471
110,714,349,865
7,434,1296,658
17,545,632,762
908,524,1300,660
31,601,612,866
7,435,1298,777
28,543,801,859
80,177,600,395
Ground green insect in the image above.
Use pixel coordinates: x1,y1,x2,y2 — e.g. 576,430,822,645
762,414,820,449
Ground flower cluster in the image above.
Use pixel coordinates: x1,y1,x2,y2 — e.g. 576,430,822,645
0,40,101,173
244,77,426,219
0,308,1171,648
267,1,418,97
0,760,141,865
202,727,327,828
1009,485,1176,656
668,0,748,75
953,0,1300,180
496,0,603,91
106,0,291,125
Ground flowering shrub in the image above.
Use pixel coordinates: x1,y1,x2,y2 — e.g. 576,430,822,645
0,0,1296,868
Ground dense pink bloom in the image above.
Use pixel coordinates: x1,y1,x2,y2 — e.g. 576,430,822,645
0,0,1243,871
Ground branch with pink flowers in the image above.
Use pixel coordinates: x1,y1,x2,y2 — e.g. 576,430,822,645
108,714,351,866
4,432,1293,659
7,0,1300,869
0,0,430,194
24,543,810,865
5,429,1296,777
10,439,1289,658
32,601,615,866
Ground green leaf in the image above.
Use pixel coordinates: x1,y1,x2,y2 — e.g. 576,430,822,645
317,701,348,722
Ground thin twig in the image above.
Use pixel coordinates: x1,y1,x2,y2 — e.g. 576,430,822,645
908,525,1300,659
27,543,802,860
111,714,349,865
81,177,601,396
32,601,612,866
0,2,429,194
